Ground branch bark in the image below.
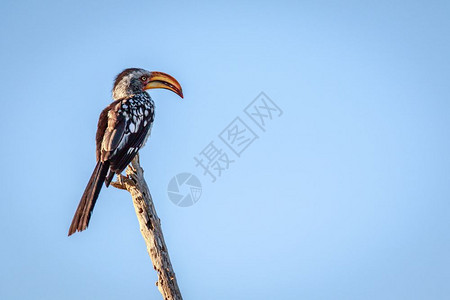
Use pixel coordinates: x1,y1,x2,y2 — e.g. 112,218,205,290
111,154,182,300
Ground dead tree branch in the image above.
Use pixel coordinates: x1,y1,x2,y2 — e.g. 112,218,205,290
111,154,182,300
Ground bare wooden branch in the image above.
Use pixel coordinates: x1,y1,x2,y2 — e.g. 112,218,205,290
112,154,182,300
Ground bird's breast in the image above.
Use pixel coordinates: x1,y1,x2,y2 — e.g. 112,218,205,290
119,94,154,133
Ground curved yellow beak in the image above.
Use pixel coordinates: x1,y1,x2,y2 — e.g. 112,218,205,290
144,71,183,98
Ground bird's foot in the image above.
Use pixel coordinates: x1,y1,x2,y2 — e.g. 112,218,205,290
111,173,132,190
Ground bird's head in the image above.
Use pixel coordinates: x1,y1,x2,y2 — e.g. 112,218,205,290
112,68,183,100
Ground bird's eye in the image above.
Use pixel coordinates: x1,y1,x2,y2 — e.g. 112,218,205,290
141,76,147,81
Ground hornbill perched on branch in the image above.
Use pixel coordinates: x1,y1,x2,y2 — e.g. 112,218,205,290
68,68,183,236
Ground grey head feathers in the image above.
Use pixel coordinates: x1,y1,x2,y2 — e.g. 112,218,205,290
112,68,150,100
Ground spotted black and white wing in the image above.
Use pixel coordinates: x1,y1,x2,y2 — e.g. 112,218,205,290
96,93,154,185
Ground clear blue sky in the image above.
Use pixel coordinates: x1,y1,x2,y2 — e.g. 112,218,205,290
1,0,449,299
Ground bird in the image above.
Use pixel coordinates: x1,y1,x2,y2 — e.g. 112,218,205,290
68,68,183,236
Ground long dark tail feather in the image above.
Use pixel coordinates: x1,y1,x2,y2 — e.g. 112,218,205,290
68,161,110,236
104,168,115,187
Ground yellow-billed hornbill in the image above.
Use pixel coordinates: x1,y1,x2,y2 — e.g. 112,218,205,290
68,68,183,236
